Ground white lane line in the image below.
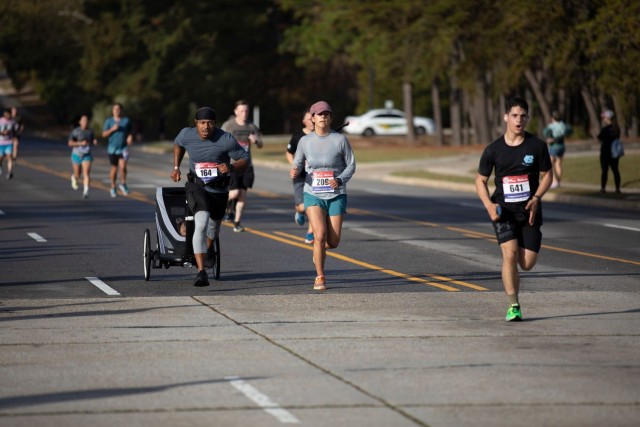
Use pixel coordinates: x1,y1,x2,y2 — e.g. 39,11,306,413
27,232,47,242
603,223,640,233
458,202,483,209
85,277,121,296
226,376,300,424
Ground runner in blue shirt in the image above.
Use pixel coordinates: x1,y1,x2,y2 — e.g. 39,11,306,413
102,103,133,197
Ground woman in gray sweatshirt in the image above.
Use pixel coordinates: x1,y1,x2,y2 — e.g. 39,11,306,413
290,101,356,291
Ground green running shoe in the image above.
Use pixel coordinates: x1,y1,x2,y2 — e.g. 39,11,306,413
506,304,523,322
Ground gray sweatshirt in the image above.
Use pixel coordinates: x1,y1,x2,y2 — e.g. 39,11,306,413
292,131,356,200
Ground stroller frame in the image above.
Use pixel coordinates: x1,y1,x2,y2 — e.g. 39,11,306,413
143,187,220,281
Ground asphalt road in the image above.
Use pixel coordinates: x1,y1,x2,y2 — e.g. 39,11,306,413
1,137,639,427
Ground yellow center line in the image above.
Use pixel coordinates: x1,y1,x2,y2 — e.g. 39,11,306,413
21,160,155,204
271,231,463,291
425,274,488,291
353,207,640,266
22,160,639,268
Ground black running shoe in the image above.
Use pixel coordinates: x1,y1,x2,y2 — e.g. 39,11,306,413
194,270,210,287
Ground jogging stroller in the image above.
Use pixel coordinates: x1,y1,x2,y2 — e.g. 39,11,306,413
143,187,220,281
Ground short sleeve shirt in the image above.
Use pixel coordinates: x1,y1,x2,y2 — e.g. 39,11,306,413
221,118,260,159
287,130,307,178
174,127,249,193
69,127,95,155
478,132,551,205
0,118,15,146
103,116,132,154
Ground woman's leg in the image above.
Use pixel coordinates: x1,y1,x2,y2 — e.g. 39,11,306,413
599,155,609,191
306,205,327,279
610,157,621,192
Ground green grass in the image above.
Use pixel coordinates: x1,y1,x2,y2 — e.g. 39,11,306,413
391,153,640,190
252,138,484,163
189,138,640,190
562,153,640,189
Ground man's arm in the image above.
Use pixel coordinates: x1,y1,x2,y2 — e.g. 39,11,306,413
475,173,500,221
171,144,186,182
228,158,248,174
525,170,552,225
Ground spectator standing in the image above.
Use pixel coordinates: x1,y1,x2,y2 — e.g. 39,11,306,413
597,110,622,194
221,100,263,232
102,103,133,197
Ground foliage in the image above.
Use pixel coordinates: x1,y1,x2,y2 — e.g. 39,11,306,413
0,0,638,140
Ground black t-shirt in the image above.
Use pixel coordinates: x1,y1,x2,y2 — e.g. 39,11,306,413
478,132,551,205
287,130,307,178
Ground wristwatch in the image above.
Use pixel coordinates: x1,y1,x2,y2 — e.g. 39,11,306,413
335,178,343,186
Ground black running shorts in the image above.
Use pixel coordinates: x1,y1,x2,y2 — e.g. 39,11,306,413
185,182,229,221
229,167,255,190
492,204,543,252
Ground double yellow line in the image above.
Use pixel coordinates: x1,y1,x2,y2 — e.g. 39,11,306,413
21,160,638,293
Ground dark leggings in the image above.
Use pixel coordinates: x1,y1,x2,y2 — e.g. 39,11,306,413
600,155,621,191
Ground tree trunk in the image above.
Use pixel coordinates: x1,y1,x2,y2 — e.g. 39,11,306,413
468,76,491,145
462,91,471,146
403,81,416,144
630,96,638,137
580,88,600,139
612,95,625,137
431,80,443,146
524,68,551,126
449,83,462,147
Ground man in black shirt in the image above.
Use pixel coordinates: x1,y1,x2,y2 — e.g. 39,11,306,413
475,97,552,321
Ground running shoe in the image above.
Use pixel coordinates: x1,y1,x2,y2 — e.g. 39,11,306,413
505,304,523,322
223,213,233,222
7,172,13,180
313,275,326,291
193,270,210,287
233,224,245,232
295,212,305,226
118,183,129,196
71,175,79,190
82,189,89,199
110,188,117,198
304,232,314,244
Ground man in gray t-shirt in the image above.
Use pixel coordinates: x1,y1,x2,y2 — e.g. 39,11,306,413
171,107,249,287
221,100,263,232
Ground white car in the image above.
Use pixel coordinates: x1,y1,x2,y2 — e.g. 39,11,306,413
343,108,435,136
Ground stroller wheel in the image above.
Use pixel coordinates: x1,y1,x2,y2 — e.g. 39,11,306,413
143,229,151,281
212,235,220,280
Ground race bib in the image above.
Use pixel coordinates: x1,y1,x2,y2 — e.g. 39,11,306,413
76,143,91,154
312,170,334,193
502,175,530,203
194,162,219,183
